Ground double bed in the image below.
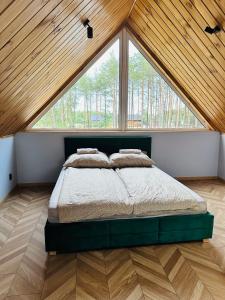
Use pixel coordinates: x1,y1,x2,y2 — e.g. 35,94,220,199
45,136,214,254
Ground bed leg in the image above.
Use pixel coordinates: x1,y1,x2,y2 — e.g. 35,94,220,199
48,251,57,256
202,239,209,243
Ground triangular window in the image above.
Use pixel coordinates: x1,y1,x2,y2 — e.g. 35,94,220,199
34,39,120,129
127,40,203,129
32,30,204,130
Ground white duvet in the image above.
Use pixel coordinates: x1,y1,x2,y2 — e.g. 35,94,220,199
50,167,207,223
116,167,207,216
58,168,131,223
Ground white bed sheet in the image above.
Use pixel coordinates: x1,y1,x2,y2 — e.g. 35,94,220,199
116,167,207,216
48,167,207,223
52,167,132,223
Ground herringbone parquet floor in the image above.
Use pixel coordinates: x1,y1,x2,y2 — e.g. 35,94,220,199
0,180,225,300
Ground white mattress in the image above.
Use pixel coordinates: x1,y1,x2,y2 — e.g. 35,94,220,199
51,168,132,223
48,167,207,223
116,167,207,216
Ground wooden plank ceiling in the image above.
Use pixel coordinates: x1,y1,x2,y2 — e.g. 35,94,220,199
0,0,225,135
128,0,225,132
0,0,134,136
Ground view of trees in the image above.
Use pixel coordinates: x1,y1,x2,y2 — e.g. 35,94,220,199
127,41,203,129
34,39,203,129
35,41,120,129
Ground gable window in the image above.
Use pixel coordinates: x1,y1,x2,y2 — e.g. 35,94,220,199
127,41,203,129
34,39,119,129
32,29,205,131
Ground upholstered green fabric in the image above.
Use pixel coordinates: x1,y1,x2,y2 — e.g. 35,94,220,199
45,212,214,253
159,213,213,230
64,136,152,159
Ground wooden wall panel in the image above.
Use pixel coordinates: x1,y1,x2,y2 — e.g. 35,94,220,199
0,0,135,136
128,0,225,132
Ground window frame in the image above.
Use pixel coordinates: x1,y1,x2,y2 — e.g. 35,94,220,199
126,30,207,131
27,27,209,132
28,33,122,132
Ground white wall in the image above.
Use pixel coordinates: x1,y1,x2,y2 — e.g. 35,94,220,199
15,131,220,183
152,131,219,178
218,133,225,180
0,136,17,201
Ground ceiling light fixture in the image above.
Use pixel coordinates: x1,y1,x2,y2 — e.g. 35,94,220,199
83,19,93,39
204,25,221,34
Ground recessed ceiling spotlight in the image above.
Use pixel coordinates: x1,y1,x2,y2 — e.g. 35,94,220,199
83,19,93,39
204,25,221,34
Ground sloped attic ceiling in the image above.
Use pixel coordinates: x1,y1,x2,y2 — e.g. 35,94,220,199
0,0,225,136
128,0,225,132
0,0,135,136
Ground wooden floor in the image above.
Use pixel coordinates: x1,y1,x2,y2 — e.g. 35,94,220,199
0,180,225,299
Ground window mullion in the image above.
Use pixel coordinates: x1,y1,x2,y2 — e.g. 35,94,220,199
120,28,128,131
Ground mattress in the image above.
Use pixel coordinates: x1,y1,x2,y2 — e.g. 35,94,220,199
53,168,132,223
48,167,207,223
116,167,207,216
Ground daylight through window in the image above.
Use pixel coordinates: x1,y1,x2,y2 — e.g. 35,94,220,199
127,41,203,129
34,40,120,129
33,30,204,130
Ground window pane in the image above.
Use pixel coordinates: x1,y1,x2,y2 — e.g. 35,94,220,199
127,40,203,129
34,40,120,129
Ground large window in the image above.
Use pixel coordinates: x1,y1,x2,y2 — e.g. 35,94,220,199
32,30,204,130
34,40,119,129
127,41,203,129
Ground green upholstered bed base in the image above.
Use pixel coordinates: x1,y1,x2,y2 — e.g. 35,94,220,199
45,212,214,253
45,136,214,253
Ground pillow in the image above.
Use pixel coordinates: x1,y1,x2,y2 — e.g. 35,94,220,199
64,152,110,168
119,149,141,154
109,152,155,168
77,148,98,154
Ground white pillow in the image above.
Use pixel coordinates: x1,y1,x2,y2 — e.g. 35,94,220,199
110,152,154,168
77,148,98,154
119,149,141,154
64,152,110,168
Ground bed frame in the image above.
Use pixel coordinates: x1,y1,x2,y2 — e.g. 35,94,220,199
45,136,214,254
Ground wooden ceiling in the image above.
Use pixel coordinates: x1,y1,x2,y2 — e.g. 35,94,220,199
0,0,225,135
0,0,135,136
128,0,225,132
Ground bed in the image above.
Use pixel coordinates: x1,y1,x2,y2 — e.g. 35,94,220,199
45,136,214,254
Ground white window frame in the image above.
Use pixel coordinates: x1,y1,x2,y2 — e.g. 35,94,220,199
27,27,208,132
126,29,207,131
28,33,122,132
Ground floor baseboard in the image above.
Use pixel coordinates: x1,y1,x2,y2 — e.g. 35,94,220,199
17,182,55,188
176,176,218,181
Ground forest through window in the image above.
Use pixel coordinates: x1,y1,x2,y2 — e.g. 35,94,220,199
33,31,204,130
34,40,119,129
127,41,203,129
